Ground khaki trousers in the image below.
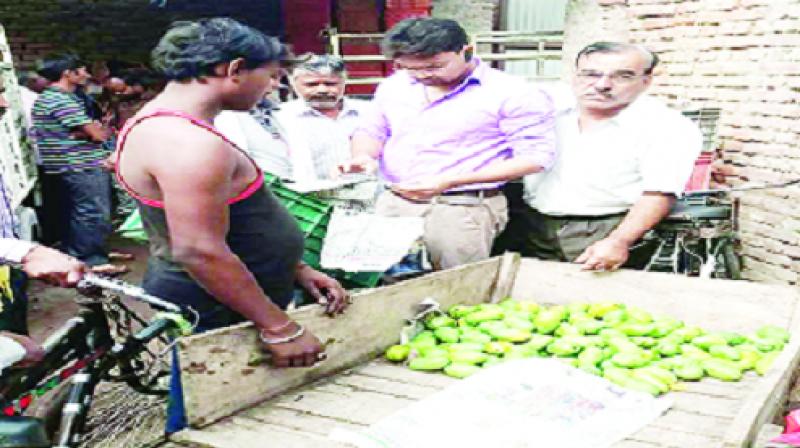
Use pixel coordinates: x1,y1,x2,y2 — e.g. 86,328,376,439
376,191,508,270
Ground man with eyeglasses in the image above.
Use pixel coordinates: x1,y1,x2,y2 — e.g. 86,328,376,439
339,18,556,270
510,41,702,271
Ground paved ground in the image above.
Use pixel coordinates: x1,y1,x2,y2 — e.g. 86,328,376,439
27,236,151,342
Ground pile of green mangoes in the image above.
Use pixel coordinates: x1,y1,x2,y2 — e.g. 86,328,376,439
384,300,789,395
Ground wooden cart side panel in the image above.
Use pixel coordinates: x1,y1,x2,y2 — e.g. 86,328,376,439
177,257,503,428
721,298,800,448
510,259,800,334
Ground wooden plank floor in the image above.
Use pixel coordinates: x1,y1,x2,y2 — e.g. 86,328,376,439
171,358,763,448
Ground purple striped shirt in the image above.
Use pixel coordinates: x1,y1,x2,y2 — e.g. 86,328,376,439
356,60,557,190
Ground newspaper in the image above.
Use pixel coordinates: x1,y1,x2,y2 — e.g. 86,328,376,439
321,208,424,272
330,359,672,448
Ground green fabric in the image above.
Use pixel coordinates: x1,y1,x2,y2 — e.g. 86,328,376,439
118,209,149,242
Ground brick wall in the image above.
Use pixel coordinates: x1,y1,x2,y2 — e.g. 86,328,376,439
564,0,800,284
432,0,500,35
0,0,282,69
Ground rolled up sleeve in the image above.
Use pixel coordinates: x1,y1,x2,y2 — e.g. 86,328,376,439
640,115,703,195
499,86,557,171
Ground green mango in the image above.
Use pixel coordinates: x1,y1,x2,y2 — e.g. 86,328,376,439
555,323,581,337
527,334,555,351
691,334,728,351
611,351,650,368
518,301,542,315
655,339,680,357
738,350,760,371
602,309,628,325
632,337,657,348
636,366,678,386
447,342,485,353
484,341,513,355
534,309,564,334
419,346,449,358
756,325,790,343
444,363,482,379
459,329,492,345
718,331,747,346
504,316,535,332
504,346,538,360
578,346,604,367
709,344,741,361
749,335,784,352
619,322,655,337
599,328,626,342
568,312,590,325
673,326,703,342
567,302,589,315
434,327,460,343
673,361,704,381
464,308,505,326
498,299,522,311
448,305,477,319
412,330,436,343
588,302,621,319
627,306,653,324
477,320,508,335
650,318,683,337
385,344,410,362
630,370,669,394
755,351,780,376
483,356,505,368
600,359,615,371
505,310,534,322
408,356,449,371
425,314,457,330
702,358,743,381
574,319,607,335
607,337,639,353
546,339,581,357
489,327,532,343
449,350,489,365
680,344,711,360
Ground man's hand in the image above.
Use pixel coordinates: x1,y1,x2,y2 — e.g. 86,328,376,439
22,245,86,287
261,325,326,368
101,154,116,172
575,237,630,271
390,176,454,202
1,332,45,367
295,264,349,315
335,154,377,177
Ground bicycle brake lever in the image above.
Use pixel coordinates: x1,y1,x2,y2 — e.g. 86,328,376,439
79,273,182,313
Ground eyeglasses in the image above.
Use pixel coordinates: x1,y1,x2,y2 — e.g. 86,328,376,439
576,70,649,85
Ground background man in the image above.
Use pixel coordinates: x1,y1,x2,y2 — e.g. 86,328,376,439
339,18,556,270
516,42,702,271
277,54,371,183
31,54,122,274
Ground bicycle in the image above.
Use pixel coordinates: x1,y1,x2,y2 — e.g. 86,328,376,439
0,274,195,448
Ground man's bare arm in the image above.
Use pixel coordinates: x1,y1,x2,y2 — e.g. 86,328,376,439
576,192,676,270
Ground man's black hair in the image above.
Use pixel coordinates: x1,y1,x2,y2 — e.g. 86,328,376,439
382,17,468,59
151,17,286,81
36,54,85,82
576,41,660,74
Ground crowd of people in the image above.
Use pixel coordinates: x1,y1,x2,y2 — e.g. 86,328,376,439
0,15,702,430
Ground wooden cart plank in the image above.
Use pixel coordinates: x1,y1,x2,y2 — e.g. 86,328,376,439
510,259,798,334
331,372,447,400
241,405,367,436
722,294,800,447
171,415,354,448
355,360,458,388
627,425,722,448
611,440,661,448
669,392,742,419
178,258,502,427
648,410,730,437
271,388,415,426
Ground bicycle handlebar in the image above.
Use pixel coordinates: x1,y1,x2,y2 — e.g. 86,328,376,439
79,273,182,313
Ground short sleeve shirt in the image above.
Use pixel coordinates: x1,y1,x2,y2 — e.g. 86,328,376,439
32,87,106,174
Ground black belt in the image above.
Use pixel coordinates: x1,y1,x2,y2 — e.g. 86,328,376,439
440,189,502,198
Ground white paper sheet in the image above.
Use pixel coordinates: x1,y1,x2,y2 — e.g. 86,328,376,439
330,359,672,448
321,208,424,272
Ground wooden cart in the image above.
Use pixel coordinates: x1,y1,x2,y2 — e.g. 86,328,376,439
167,255,800,448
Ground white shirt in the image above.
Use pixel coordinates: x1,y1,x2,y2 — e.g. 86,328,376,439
275,98,371,182
215,111,293,179
0,238,34,263
524,89,703,216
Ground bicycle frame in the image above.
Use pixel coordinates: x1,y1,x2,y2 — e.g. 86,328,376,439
1,294,186,448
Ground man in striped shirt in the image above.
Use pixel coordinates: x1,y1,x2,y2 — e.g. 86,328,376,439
31,54,124,274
